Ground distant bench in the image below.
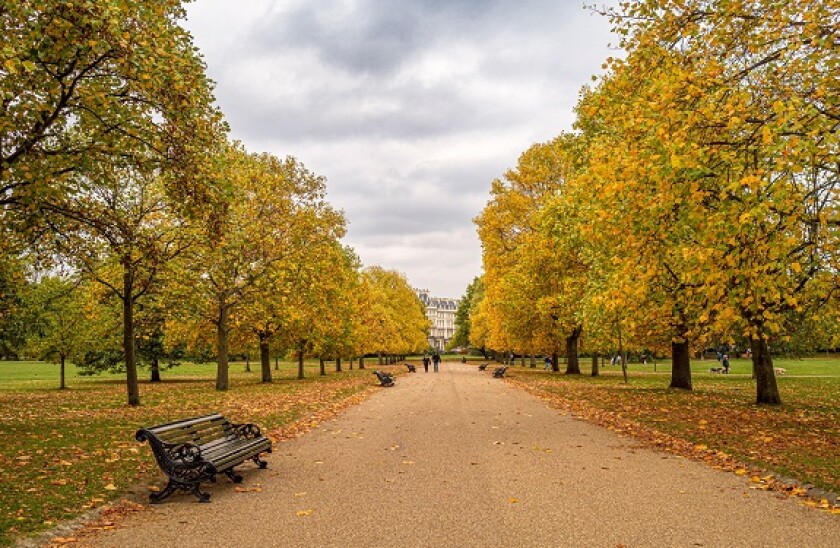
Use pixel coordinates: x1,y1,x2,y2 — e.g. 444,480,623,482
136,413,271,503
405,363,417,373
493,366,508,378
478,364,487,371
373,370,395,386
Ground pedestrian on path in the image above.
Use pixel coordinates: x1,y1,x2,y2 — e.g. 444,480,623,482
544,356,552,370
423,355,430,373
432,352,440,372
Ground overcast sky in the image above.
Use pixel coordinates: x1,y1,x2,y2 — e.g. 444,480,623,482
182,0,619,299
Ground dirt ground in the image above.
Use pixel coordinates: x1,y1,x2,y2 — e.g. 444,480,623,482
71,362,839,547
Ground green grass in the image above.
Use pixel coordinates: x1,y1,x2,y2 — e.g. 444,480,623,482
0,358,392,546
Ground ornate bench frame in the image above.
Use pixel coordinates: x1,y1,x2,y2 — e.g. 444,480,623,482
136,413,272,503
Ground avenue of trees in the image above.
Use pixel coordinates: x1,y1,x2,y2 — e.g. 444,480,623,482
470,0,838,405
0,1,430,405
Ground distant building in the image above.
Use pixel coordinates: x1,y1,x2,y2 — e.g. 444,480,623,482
415,288,460,351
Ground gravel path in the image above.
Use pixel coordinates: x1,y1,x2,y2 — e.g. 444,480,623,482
83,363,838,547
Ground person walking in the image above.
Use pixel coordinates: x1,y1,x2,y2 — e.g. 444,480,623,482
432,352,440,373
543,356,552,370
423,355,430,373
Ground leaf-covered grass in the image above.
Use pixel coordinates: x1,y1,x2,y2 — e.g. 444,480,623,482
507,357,840,503
0,359,393,546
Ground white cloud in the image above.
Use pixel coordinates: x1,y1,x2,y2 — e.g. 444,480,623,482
182,0,619,298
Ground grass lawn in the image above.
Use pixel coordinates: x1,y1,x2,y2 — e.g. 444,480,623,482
0,358,395,546
506,356,839,507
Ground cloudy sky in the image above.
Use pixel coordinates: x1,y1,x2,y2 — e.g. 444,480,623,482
182,0,619,299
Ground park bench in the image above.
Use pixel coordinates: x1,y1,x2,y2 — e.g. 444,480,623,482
478,364,487,371
373,370,395,386
135,413,272,503
492,366,508,378
405,363,417,373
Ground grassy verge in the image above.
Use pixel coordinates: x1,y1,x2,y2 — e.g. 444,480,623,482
505,357,839,510
0,359,398,546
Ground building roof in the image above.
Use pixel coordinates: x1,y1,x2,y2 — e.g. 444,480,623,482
415,288,460,310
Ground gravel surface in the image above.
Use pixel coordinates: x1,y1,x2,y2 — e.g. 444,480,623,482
80,363,839,547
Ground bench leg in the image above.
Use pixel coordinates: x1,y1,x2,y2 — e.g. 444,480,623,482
225,469,244,483
252,455,269,469
150,479,211,504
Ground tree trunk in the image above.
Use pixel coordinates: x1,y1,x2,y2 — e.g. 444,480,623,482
530,354,536,368
591,353,599,377
378,353,383,365
216,299,230,391
349,356,354,370
565,326,582,374
669,339,692,390
150,355,161,382
275,355,279,371
336,357,342,372
551,352,559,372
359,355,365,369
245,352,251,373
319,357,326,376
297,343,305,379
60,353,67,389
751,336,781,404
259,334,272,383
618,326,628,384
123,267,140,406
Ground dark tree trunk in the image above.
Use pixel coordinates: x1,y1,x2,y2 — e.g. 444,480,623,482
378,353,383,365
275,356,279,371
336,357,342,372
669,339,692,390
60,353,67,389
349,356,354,370
551,352,559,372
150,356,161,382
565,326,582,374
123,267,140,405
216,299,230,391
319,357,326,376
359,355,365,369
297,343,305,379
245,352,251,373
260,335,272,383
591,353,599,377
751,336,781,404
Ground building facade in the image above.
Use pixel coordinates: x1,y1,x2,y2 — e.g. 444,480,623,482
415,288,460,351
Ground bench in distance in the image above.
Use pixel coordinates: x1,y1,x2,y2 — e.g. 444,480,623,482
373,370,395,386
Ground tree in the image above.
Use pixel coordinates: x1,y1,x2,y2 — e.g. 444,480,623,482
186,145,345,390
25,275,90,388
40,162,194,405
1,1,223,212
475,135,587,370
595,0,839,403
448,276,483,351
